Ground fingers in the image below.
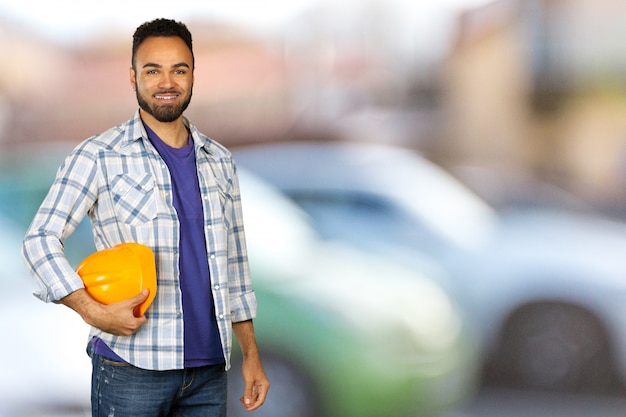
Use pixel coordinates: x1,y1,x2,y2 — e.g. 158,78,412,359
130,289,150,317
240,381,269,411
95,290,149,335
238,353,270,411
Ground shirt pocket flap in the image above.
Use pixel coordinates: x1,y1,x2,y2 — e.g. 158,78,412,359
111,173,157,225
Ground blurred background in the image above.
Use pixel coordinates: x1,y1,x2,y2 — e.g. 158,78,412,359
5,0,626,416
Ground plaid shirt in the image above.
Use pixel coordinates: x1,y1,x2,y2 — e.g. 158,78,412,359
22,111,256,371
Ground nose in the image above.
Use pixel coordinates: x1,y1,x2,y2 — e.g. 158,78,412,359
158,72,175,89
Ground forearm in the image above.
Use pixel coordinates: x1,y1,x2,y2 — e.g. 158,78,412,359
61,288,103,327
61,288,148,336
232,319,260,358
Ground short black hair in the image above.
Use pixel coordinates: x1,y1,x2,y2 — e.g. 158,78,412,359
132,18,194,69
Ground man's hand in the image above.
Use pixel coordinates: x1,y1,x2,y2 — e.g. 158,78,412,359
61,288,149,336
240,354,270,411
233,320,270,411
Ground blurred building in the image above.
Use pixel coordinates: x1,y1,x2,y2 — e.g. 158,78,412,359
441,0,626,212
0,19,293,150
4,0,626,214
0,18,67,147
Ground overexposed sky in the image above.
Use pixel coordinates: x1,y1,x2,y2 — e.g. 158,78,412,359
0,0,316,41
0,0,492,45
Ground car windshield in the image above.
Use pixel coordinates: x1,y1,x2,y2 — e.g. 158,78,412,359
276,144,499,252
370,151,497,250
289,190,452,254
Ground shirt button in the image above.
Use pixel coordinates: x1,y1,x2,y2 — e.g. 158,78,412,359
218,314,224,319
214,284,220,290
210,254,216,259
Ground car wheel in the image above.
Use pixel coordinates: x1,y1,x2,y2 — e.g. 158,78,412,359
227,352,320,417
484,302,618,393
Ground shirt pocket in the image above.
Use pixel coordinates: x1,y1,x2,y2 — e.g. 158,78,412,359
111,173,157,226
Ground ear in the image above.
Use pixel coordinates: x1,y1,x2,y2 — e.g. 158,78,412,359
130,67,137,91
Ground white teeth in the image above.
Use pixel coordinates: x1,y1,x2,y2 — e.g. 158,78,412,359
155,95,176,100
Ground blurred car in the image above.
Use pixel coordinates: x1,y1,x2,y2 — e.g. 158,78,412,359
230,171,478,417
233,141,626,394
0,146,478,417
0,215,92,417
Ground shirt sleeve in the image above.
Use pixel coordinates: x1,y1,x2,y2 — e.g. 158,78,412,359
21,144,99,303
227,161,257,323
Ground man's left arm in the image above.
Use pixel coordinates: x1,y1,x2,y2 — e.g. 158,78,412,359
233,319,269,411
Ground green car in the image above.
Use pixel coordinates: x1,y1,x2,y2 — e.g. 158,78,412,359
0,146,480,417
230,172,480,417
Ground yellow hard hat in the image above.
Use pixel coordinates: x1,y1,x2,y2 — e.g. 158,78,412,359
76,243,157,316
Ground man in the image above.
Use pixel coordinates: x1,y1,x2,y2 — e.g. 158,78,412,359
22,18,269,417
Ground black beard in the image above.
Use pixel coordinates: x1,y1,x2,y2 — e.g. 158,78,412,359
136,89,192,123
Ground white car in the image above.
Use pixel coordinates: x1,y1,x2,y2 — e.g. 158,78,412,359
0,216,91,416
233,141,626,394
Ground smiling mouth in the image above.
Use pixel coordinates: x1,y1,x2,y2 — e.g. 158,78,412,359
154,94,178,100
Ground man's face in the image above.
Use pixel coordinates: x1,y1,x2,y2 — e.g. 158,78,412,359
130,36,194,123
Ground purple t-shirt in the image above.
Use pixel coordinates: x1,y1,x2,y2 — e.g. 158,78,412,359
92,124,223,367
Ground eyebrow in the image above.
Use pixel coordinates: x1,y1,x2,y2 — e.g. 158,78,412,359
142,62,191,69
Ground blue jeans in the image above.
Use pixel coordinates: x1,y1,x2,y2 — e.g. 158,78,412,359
91,352,227,417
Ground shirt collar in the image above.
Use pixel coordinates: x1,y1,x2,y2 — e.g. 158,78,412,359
120,110,214,156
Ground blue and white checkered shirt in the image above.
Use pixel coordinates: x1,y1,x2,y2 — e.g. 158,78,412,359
22,110,256,371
